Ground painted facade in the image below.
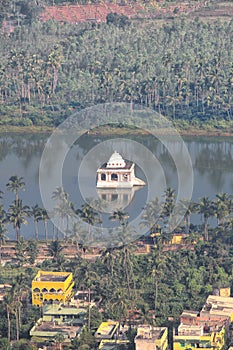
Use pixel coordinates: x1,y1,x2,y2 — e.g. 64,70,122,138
95,320,119,340
173,325,225,350
32,270,74,306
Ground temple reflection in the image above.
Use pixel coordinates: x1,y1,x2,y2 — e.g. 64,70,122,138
96,187,143,213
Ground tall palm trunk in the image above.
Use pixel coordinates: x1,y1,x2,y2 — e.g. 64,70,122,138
43,220,48,242
123,247,131,298
204,217,208,242
16,225,19,241
7,305,11,341
35,220,39,241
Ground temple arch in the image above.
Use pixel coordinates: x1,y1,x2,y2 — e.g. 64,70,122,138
111,173,118,181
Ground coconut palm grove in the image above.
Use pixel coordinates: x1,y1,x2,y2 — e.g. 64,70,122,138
0,0,233,349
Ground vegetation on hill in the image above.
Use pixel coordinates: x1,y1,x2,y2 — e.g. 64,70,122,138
0,1,232,130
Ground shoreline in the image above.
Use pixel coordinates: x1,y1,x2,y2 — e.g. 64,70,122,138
1,125,233,138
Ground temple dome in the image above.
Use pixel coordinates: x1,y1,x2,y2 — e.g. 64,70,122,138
106,151,126,168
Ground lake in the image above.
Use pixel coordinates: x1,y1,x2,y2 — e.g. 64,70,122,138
0,132,233,240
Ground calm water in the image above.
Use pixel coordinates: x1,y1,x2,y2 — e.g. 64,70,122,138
0,133,233,240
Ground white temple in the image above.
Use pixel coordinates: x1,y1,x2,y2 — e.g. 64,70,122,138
96,151,146,188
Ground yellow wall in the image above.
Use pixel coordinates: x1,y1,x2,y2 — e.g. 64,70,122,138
156,327,168,350
219,287,231,297
174,328,225,350
32,271,74,306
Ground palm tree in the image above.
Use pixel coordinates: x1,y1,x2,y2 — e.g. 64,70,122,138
48,240,64,265
6,175,25,202
8,200,29,241
109,208,129,226
197,196,214,242
163,187,176,221
0,225,8,265
177,199,198,234
30,204,42,241
112,224,137,299
100,247,119,278
52,186,68,203
69,222,87,255
54,200,75,240
148,246,166,311
0,204,8,265
15,237,28,267
141,197,162,235
110,287,130,337
86,197,106,231
52,187,74,239
213,193,230,227
3,292,13,342
11,274,27,341
41,208,49,242
77,203,100,239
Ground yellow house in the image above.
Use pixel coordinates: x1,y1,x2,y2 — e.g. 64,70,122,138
135,325,168,350
95,320,119,340
173,324,225,350
150,232,189,245
32,271,74,306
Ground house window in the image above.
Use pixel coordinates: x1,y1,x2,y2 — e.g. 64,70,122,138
101,174,106,181
111,174,118,181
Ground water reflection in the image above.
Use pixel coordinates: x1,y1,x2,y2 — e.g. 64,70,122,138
97,187,143,213
0,133,233,239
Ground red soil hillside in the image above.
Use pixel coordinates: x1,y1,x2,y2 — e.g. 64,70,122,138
39,2,233,23
40,3,145,23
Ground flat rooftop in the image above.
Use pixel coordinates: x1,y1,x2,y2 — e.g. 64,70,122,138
201,295,233,316
181,310,199,318
43,304,86,316
35,272,70,282
32,321,80,337
136,326,166,340
95,321,119,338
178,324,203,336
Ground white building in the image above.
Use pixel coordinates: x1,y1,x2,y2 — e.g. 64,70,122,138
96,151,146,188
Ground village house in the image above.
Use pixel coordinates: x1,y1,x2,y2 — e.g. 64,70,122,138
32,270,74,306
30,303,86,343
95,320,120,340
134,325,168,350
173,323,225,350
